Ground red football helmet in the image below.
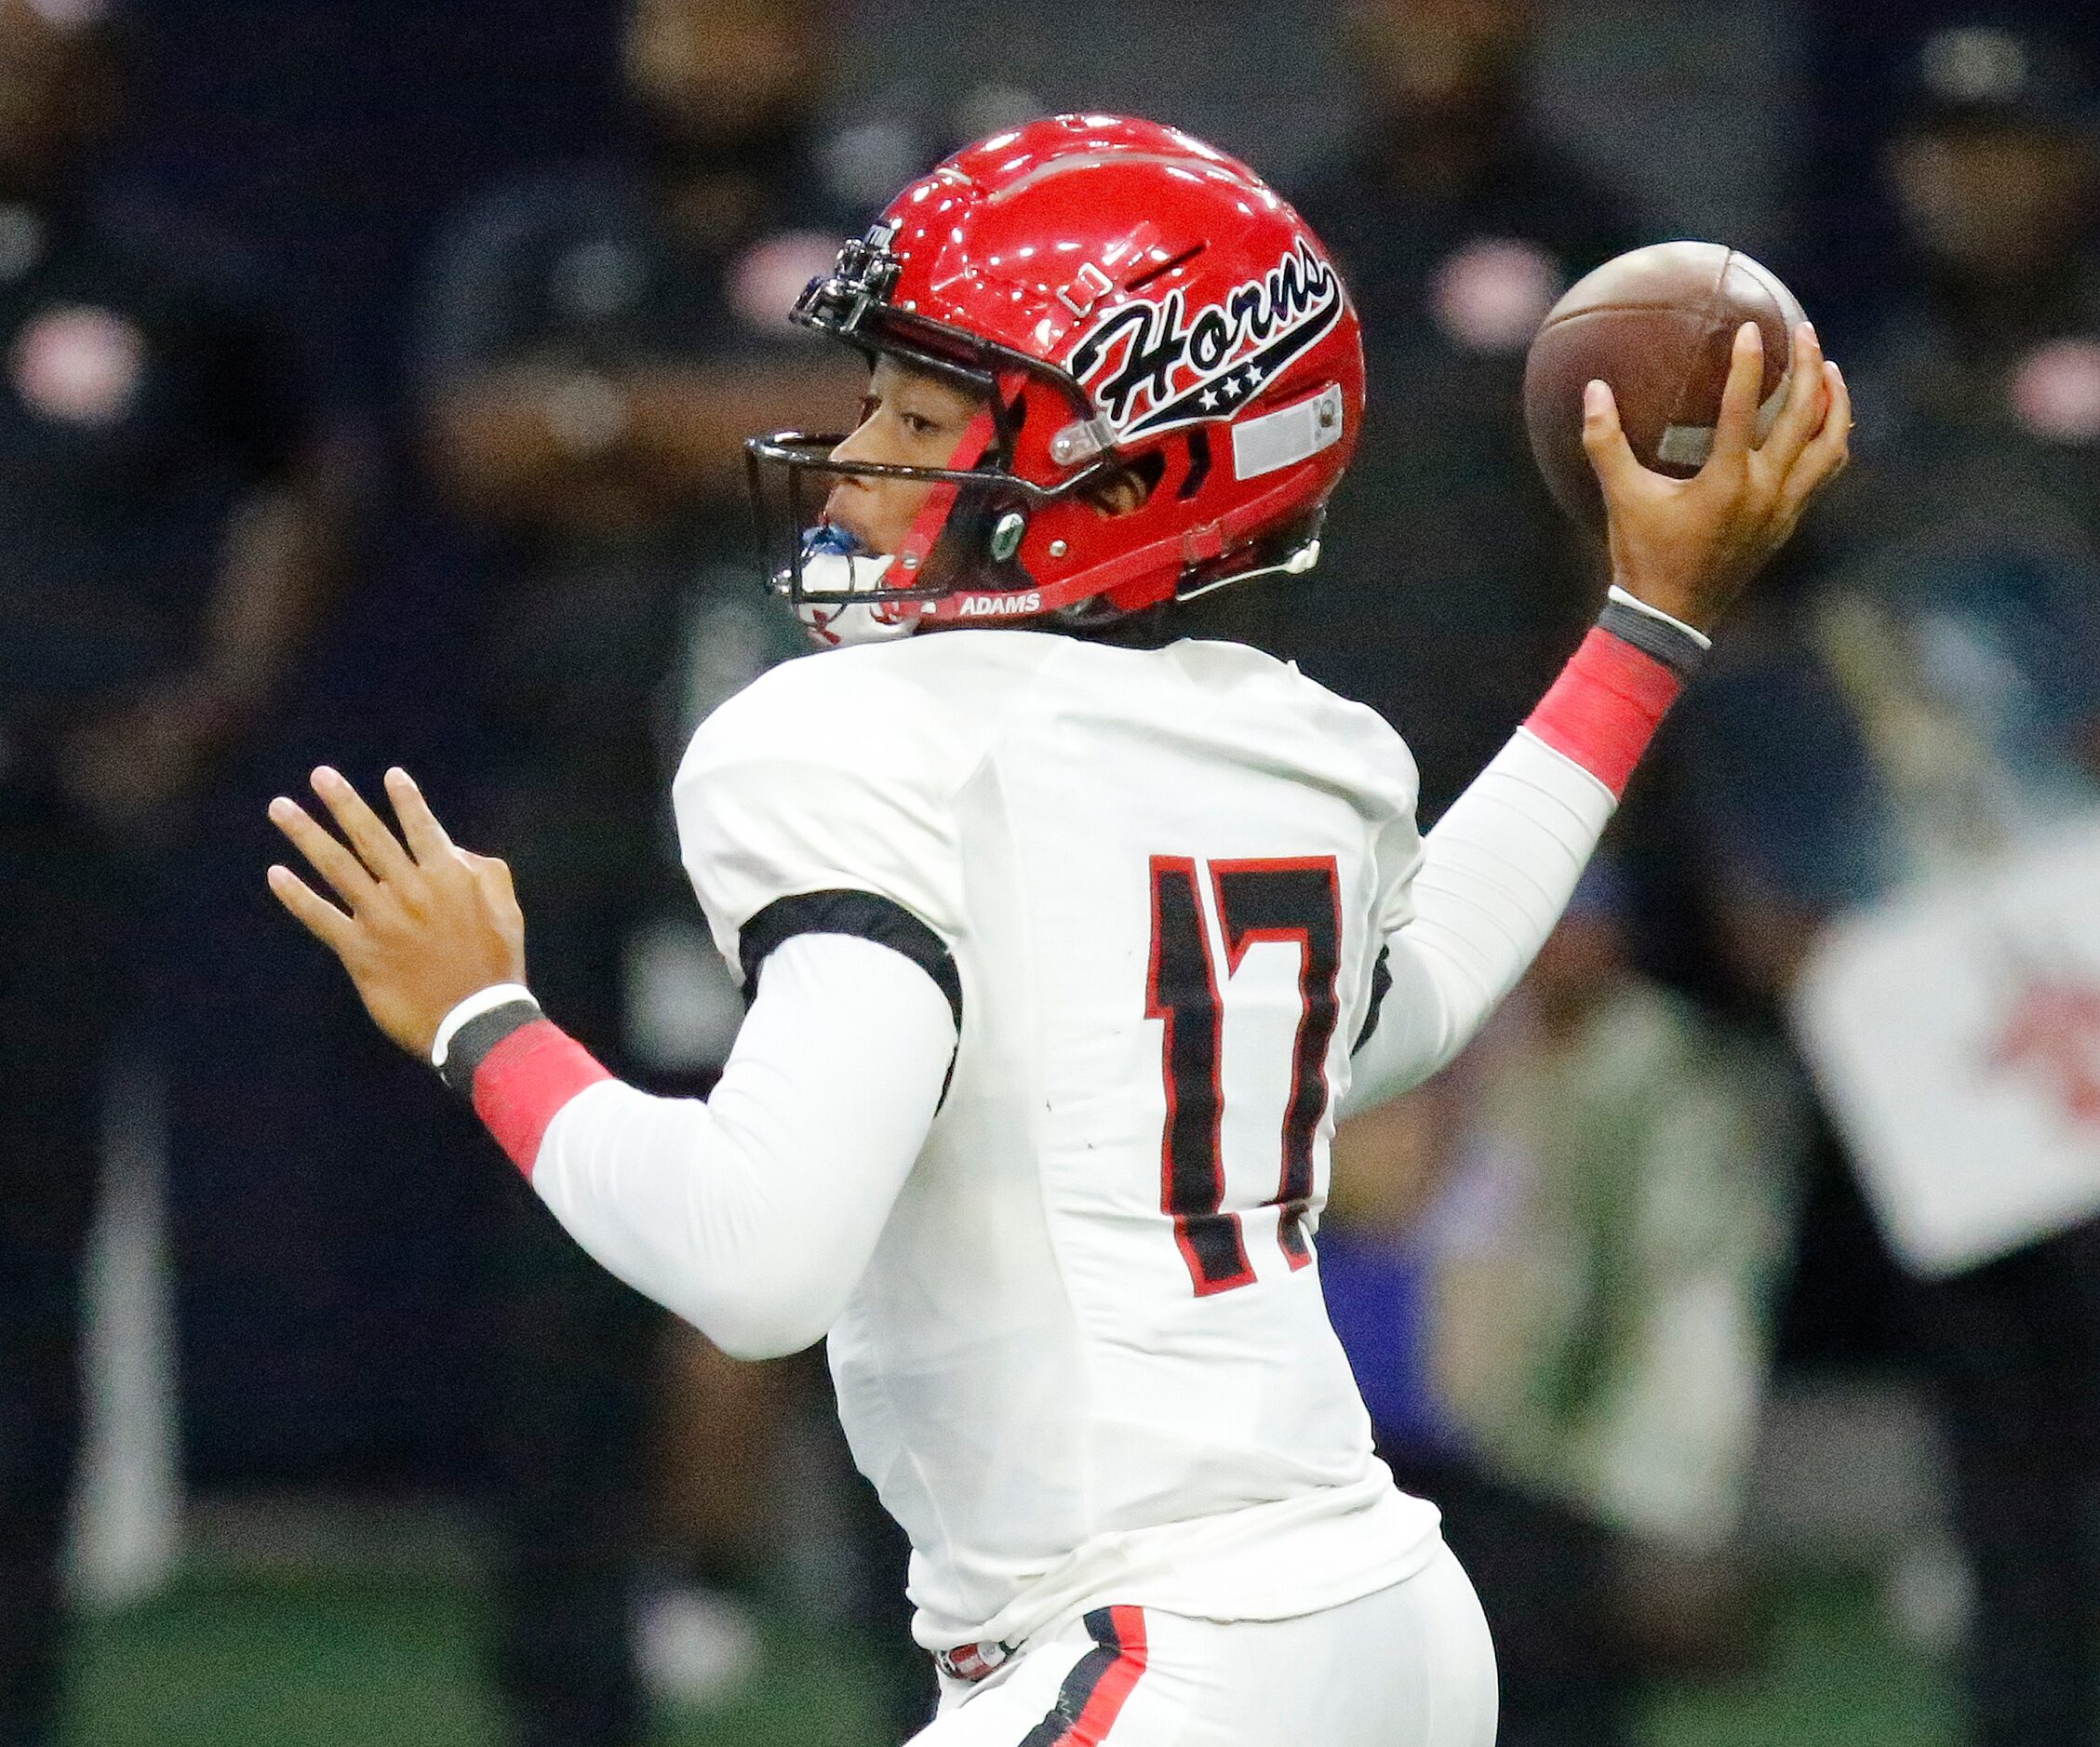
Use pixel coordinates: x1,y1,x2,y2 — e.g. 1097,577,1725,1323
746,113,1366,641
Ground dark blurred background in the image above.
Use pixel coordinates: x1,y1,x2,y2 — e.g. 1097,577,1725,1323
6,0,2098,1743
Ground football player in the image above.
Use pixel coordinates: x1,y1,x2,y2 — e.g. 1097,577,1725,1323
265,118,1847,1745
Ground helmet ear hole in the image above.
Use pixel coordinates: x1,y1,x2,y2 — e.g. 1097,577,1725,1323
1087,450,1168,517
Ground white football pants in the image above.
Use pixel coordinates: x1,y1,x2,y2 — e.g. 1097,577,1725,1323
913,1540,1498,1747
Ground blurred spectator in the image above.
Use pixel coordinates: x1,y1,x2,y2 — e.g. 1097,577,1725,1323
0,1,348,1740
1326,866,1799,1747
1271,0,1638,817
1677,20,2100,1746
412,2,863,1740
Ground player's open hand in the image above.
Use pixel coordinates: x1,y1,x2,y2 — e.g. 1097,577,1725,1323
266,767,526,1060
1583,319,1851,633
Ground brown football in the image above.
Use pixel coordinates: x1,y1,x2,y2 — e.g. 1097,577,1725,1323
1523,241,1807,529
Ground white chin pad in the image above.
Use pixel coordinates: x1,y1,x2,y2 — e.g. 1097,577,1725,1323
796,551,922,648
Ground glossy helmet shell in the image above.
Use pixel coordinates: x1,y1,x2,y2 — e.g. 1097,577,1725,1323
761,113,1366,627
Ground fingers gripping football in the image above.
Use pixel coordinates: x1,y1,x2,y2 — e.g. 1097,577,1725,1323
268,767,528,1059
1583,321,1851,633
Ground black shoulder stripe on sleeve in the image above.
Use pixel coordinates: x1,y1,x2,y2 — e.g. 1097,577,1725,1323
1351,945,1393,1057
739,889,963,1034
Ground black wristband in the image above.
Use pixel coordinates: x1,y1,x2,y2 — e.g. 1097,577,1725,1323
435,996,543,1099
1597,595,1708,682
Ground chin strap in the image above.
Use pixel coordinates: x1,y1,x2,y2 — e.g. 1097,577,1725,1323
795,537,916,647
1172,529,1324,605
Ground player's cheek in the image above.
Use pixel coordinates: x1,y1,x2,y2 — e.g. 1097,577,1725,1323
868,477,938,555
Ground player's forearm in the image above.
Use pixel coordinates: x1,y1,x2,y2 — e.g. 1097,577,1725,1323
439,934,952,1359
1345,592,1706,1112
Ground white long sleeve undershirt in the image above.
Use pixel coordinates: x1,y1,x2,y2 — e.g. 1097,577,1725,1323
1344,728,1617,1114
521,729,1613,1358
529,931,956,1360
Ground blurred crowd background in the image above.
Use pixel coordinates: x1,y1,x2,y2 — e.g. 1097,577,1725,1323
4,0,2098,1743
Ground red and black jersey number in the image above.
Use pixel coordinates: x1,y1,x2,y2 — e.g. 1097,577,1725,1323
1145,856,1343,1296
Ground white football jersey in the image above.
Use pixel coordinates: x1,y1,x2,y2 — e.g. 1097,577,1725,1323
674,629,1444,1653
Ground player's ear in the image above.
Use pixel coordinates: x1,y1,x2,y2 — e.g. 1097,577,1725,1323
1087,452,1166,517
1092,473,1148,515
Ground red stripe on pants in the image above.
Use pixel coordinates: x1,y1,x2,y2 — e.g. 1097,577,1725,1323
1058,1607,1148,1745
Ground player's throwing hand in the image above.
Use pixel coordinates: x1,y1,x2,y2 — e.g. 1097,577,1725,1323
266,767,526,1059
1584,320,1852,633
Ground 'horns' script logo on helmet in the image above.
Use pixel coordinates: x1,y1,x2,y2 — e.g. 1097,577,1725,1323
1068,239,1345,443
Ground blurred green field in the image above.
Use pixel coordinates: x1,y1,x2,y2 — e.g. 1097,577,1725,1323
64,1564,894,1747
66,1563,1954,1747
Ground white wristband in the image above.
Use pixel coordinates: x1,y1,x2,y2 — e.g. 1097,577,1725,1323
431,983,538,1069
1607,584,1713,651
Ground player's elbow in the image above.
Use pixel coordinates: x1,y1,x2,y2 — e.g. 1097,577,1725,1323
689,1306,833,1364
1343,961,1483,1116
676,1269,847,1362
